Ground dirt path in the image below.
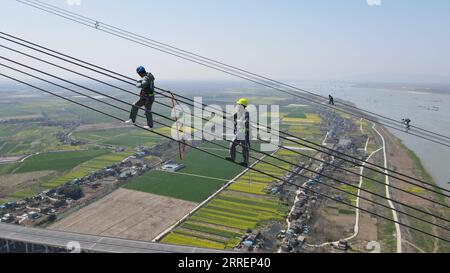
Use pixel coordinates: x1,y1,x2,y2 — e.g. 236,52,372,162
344,146,382,242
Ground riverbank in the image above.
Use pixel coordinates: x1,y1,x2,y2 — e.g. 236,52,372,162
378,125,450,253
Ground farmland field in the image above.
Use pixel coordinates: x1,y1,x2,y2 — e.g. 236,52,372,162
158,117,321,249
282,113,321,124
161,192,288,249
160,150,294,249
0,125,80,156
245,96,289,105
0,149,114,200
124,144,247,202
43,151,132,188
3,149,111,174
125,170,227,203
50,189,197,241
175,148,245,180
0,163,18,176
73,127,161,148
0,171,55,199
281,105,311,119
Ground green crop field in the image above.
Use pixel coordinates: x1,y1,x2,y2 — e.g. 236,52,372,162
0,163,18,176
282,106,309,119
124,145,247,202
159,141,304,249
73,127,161,148
227,154,293,195
10,188,40,199
0,125,80,156
8,149,111,174
0,125,20,138
124,170,228,203
277,148,302,156
175,148,245,180
162,191,288,249
161,232,225,249
181,221,242,238
228,180,268,195
43,151,132,188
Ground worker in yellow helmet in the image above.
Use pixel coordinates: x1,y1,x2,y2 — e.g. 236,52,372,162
226,98,250,167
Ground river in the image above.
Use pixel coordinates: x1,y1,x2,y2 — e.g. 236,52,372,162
291,81,450,190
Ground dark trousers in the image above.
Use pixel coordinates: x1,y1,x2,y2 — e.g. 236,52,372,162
130,95,154,127
229,138,249,164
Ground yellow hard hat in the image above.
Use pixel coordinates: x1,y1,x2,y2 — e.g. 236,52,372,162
236,98,248,107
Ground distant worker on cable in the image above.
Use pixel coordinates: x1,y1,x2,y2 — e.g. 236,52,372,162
329,95,335,106
226,98,250,167
402,118,411,131
125,66,155,129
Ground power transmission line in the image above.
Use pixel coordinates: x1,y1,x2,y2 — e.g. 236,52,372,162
1,52,449,210
14,0,450,147
1,32,448,197
10,60,450,231
1,72,449,243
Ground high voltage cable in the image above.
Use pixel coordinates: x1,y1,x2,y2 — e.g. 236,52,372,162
1,45,448,209
17,0,450,143
14,0,450,147
1,33,448,197
1,72,449,243
4,60,450,229
1,48,449,205
1,60,449,230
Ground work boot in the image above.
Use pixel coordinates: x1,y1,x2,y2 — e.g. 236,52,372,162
239,162,249,167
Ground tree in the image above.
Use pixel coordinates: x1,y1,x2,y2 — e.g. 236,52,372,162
58,185,84,200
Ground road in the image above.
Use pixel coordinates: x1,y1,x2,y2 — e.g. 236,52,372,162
343,140,382,241
371,123,403,253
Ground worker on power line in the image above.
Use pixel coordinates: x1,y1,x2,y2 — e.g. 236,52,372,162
125,66,155,129
226,98,250,167
329,95,335,105
402,118,411,130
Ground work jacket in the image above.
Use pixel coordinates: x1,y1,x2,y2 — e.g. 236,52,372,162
136,72,155,97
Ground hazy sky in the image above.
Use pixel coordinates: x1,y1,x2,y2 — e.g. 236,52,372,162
1,0,450,82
